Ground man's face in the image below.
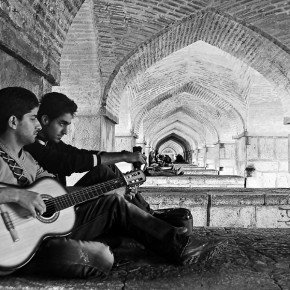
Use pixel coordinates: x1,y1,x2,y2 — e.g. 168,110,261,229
16,107,42,146
43,113,73,143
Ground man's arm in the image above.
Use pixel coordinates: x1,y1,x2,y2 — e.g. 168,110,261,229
25,142,94,176
0,187,46,218
26,141,146,175
99,151,146,166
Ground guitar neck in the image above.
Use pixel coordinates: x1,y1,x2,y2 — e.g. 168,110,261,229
53,177,127,211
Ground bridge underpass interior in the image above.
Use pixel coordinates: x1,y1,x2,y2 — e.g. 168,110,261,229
2,0,290,287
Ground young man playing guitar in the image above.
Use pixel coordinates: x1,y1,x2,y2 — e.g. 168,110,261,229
0,87,220,278
25,91,152,213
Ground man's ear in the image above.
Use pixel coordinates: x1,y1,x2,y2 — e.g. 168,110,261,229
40,115,50,126
8,116,18,129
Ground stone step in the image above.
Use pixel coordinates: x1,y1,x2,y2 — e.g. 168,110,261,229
139,187,290,228
183,169,218,175
141,175,244,188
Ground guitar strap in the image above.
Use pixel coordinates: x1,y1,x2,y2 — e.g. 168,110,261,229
0,146,30,186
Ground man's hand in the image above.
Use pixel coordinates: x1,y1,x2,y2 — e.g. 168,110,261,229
4,188,46,218
124,152,147,165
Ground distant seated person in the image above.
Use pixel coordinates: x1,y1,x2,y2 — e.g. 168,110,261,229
144,163,184,176
174,154,187,164
163,154,172,166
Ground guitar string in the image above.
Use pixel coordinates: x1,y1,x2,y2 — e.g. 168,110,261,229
5,174,143,225
6,176,126,224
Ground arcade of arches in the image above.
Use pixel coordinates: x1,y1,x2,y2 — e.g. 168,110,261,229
1,0,290,187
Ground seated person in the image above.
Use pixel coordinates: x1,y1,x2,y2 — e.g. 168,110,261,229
0,87,220,278
163,154,172,166
174,154,187,164
25,92,151,214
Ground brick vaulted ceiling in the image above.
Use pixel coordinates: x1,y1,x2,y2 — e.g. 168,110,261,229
3,0,290,150
89,0,290,149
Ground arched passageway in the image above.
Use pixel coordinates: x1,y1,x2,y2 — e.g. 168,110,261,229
1,0,290,187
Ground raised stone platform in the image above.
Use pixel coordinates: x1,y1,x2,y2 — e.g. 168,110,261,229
183,169,219,175
140,187,290,228
141,175,244,188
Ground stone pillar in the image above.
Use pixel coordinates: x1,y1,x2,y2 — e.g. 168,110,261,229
206,145,219,169
136,138,146,154
115,133,137,152
115,133,137,173
198,147,206,167
246,136,289,188
144,145,151,162
219,142,237,175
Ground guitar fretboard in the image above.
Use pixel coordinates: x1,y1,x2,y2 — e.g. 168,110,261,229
51,177,126,211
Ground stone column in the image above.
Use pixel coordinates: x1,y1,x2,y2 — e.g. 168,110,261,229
192,150,197,165
144,145,151,162
198,147,206,167
115,133,137,173
206,145,219,169
219,142,237,175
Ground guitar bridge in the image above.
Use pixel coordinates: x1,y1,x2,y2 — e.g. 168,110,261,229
0,205,19,242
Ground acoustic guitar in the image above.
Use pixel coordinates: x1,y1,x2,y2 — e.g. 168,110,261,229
0,170,146,271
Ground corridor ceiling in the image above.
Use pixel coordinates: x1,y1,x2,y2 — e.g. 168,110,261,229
88,0,290,150
8,0,289,151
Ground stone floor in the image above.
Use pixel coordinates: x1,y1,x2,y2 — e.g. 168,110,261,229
1,228,290,289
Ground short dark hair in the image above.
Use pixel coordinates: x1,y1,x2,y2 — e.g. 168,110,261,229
38,92,77,121
0,87,39,135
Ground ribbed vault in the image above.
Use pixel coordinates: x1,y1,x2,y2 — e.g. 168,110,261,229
156,134,190,153
155,133,192,162
159,141,184,158
103,9,290,122
31,0,290,153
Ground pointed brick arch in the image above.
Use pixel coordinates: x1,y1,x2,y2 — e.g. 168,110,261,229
155,133,192,162
134,81,245,143
149,119,204,147
103,9,290,121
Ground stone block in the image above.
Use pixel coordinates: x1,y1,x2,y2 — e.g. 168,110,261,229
265,191,290,205
262,173,277,187
254,161,278,172
275,138,288,160
276,173,290,187
142,190,208,227
183,169,218,175
219,159,235,167
259,138,275,160
245,177,262,188
211,192,264,206
247,137,258,159
210,206,256,227
190,207,207,227
278,161,288,172
256,206,290,228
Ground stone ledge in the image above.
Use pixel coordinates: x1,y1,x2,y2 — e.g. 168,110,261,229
140,187,290,228
183,169,218,175
141,175,245,188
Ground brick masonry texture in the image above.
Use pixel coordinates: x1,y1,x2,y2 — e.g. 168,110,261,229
2,0,290,187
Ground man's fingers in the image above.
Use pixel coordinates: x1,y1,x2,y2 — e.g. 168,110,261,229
34,201,46,216
28,205,37,218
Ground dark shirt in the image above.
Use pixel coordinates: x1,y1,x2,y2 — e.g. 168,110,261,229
25,140,99,185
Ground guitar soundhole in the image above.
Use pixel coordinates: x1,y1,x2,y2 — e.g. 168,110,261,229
37,194,59,223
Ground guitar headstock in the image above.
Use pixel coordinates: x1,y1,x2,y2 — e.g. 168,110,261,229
123,170,146,187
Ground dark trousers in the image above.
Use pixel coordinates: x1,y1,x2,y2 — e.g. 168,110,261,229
72,164,179,256
69,193,181,258
75,164,152,213
74,164,123,187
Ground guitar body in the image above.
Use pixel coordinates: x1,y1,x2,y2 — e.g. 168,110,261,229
0,169,146,272
0,178,75,271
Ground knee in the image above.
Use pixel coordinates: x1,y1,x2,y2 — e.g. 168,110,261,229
34,238,114,279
